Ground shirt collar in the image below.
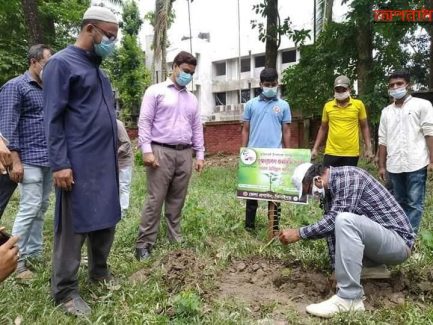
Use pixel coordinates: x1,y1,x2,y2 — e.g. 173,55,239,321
395,95,412,105
23,71,42,89
68,45,102,66
259,94,278,102
165,78,187,92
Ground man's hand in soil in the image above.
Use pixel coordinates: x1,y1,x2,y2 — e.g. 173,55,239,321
279,229,301,245
53,168,74,191
0,233,19,282
142,152,159,168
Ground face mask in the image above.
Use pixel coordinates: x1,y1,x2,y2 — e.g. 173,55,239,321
334,91,350,101
311,176,325,198
176,70,193,87
262,87,278,98
388,87,407,100
94,36,116,58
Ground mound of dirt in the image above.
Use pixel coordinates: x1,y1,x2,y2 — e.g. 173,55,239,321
215,257,433,319
130,249,207,293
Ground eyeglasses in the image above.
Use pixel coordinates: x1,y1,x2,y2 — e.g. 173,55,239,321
92,25,117,42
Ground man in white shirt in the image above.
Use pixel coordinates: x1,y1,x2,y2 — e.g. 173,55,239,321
378,70,433,233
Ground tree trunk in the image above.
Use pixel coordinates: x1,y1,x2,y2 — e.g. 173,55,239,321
152,0,175,83
429,27,433,89
21,0,45,44
427,0,433,89
324,0,333,25
265,0,278,69
355,2,373,97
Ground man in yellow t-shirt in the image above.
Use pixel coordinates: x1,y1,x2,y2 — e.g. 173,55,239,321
312,75,374,167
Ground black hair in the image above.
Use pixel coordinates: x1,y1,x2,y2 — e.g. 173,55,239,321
388,70,410,83
173,51,197,67
260,67,278,83
302,163,327,187
303,163,331,212
27,44,53,65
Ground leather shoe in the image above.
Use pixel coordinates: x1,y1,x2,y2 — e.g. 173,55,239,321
135,248,151,261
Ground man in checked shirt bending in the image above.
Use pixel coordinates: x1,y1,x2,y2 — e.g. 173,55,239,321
279,163,414,318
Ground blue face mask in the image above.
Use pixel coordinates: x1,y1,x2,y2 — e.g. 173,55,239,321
262,87,278,98
176,70,193,87
94,36,115,58
388,87,407,100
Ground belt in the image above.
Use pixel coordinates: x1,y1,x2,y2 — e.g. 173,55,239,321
151,141,192,150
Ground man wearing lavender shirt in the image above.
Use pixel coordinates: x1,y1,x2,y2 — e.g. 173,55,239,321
135,51,205,260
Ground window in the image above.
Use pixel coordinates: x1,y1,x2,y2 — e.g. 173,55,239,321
253,87,262,97
215,62,226,76
215,92,226,105
255,55,265,68
241,89,250,103
241,58,250,72
282,50,296,64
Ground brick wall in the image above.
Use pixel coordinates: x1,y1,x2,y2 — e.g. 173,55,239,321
204,119,307,155
126,118,321,155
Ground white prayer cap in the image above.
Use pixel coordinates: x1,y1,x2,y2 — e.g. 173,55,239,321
83,6,118,24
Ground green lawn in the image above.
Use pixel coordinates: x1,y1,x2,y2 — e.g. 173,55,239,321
0,157,432,324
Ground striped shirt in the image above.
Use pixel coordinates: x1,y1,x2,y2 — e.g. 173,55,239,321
299,166,415,265
0,71,48,166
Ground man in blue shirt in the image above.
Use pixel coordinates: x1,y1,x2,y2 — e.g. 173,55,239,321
0,44,53,280
241,68,291,232
43,6,120,316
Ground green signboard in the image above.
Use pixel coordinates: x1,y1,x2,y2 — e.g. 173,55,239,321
237,147,311,203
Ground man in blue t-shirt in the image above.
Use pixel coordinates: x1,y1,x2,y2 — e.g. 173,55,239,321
241,67,292,232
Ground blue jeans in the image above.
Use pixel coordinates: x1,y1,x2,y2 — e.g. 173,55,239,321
12,164,52,261
388,166,427,233
119,166,132,215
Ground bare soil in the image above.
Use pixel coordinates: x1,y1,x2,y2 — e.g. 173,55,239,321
216,257,433,319
130,249,433,321
204,154,238,168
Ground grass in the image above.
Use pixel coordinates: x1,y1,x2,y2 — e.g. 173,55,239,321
0,155,432,324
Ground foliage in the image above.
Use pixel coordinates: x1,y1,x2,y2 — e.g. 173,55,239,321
0,0,89,86
103,0,151,126
282,1,428,124
171,291,202,317
251,0,311,48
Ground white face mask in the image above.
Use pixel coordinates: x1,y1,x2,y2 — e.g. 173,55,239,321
388,87,407,100
311,176,325,198
334,91,350,101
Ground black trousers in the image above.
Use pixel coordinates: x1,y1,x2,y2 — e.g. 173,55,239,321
322,154,359,167
245,200,281,230
51,192,116,304
0,174,17,218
